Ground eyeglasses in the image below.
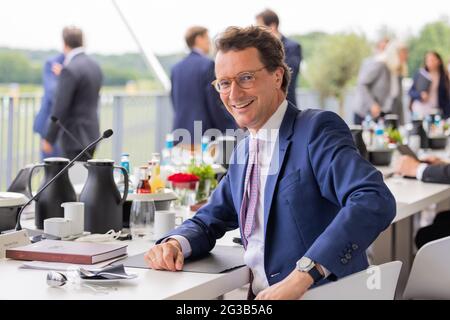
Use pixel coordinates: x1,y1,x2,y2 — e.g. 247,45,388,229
212,66,267,94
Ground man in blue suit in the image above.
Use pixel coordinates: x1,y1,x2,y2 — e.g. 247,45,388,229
33,53,64,159
170,26,237,144
256,9,302,107
146,26,395,300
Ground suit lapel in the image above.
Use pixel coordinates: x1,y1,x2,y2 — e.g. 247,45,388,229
263,104,299,234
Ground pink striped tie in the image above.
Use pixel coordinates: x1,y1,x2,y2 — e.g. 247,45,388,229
239,137,260,249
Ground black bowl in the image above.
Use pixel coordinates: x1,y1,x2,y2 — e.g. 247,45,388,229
428,136,448,150
368,149,393,166
0,205,21,232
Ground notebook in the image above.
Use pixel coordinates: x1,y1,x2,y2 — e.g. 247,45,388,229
6,239,127,264
415,68,432,93
116,245,245,274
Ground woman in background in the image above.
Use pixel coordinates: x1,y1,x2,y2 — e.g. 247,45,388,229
409,51,450,119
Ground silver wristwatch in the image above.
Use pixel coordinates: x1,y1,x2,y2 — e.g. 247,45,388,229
296,257,324,283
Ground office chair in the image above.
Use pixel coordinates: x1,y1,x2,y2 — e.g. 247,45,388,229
303,261,402,300
403,235,450,299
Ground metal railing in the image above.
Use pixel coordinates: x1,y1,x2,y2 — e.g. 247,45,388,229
0,93,173,190
0,88,410,191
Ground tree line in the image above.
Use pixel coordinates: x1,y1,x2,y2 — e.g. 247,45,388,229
1,18,449,93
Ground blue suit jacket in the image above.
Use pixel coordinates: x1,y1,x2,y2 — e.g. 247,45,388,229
170,51,237,142
282,36,302,107
33,53,65,137
161,104,395,286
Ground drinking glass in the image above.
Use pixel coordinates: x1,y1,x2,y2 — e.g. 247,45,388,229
129,199,156,240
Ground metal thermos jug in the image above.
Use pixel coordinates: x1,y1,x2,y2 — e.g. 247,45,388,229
28,157,76,229
79,159,128,234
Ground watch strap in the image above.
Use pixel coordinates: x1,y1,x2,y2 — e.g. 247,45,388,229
308,265,324,284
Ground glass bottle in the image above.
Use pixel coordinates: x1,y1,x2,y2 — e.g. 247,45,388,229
149,153,165,193
136,165,151,194
118,153,133,193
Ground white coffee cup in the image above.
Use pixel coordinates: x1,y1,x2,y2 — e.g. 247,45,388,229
61,202,84,236
154,211,182,240
44,218,72,238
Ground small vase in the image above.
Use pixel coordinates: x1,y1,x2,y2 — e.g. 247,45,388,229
170,181,199,208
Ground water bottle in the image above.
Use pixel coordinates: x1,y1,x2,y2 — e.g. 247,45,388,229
374,120,386,149
162,134,174,165
434,115,443,136
161,134,176,185
362,115,373,148
120,153,130,174
119,153,133,193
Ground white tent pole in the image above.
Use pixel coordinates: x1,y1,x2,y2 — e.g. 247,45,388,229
111,0,171,92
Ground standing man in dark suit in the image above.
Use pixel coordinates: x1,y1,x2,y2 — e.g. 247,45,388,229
33,53,64,160
145,26,395,300
171,26,237,144
256,9,302,107
42,26,103,161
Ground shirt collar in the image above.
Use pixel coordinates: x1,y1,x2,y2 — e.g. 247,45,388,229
250,100,288,142
192,48,207,56
64,47,85,66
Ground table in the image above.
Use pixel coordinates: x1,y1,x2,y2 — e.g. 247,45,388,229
0,226,248,300
385,177,450,223
4,171,450,299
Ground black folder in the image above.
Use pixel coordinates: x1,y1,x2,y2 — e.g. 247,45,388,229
116,245,245,274
415,69,432,93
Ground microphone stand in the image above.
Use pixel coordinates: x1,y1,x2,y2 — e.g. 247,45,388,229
15,130,113,231
51,117,92,159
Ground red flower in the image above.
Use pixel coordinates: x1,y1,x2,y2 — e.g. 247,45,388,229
168,173,199,183
168,173,199,190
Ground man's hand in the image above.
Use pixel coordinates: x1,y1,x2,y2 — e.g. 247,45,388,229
394,155,420,177
144,239,184,271
41,139,53,154
52,63,63,76
255,268,316,300
370,103,382,118
421,155,445,165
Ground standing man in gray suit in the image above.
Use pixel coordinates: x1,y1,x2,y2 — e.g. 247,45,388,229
353,40,408,125
42,26,103,161
353,47,391,125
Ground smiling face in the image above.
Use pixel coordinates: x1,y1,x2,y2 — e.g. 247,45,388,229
215,47,285,133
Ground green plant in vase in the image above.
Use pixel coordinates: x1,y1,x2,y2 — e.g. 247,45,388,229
187,161,218,202
386,127,403,145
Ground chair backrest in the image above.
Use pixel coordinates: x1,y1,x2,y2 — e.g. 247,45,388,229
302,261,402,300
403,235,450,299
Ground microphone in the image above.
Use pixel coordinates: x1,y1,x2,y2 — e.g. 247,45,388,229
15,129,114,231
50,116,92,159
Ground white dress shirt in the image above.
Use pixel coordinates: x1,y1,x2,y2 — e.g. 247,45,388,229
64,47,85,66
242,100,287,294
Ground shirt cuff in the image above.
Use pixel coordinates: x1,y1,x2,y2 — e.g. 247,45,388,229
320,265,331,278
416,163,429,181
162,235,192,258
